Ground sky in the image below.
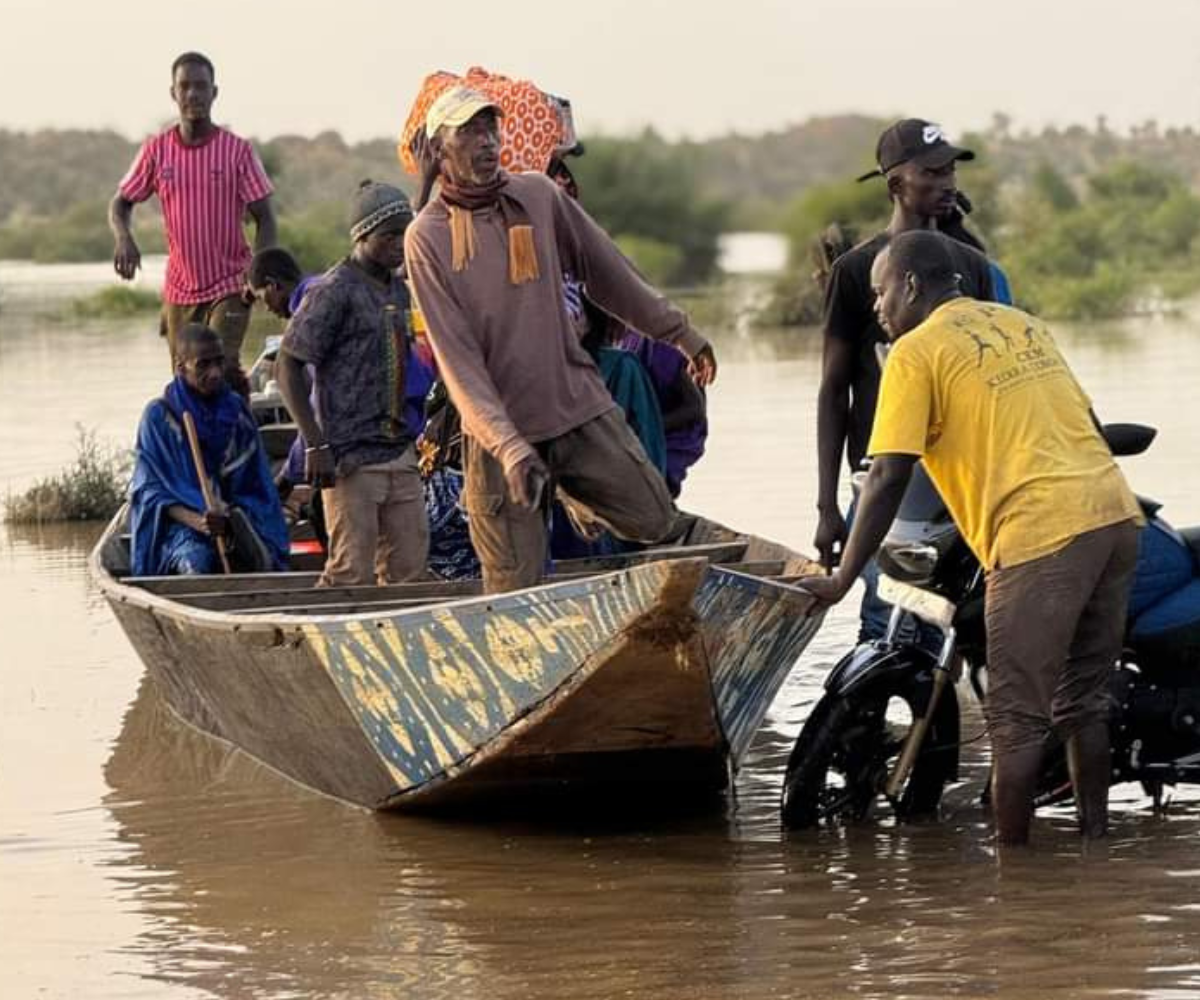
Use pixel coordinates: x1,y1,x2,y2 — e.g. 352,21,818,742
2,0,1199,144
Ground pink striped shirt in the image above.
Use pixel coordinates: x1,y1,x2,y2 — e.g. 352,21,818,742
119,126,273,305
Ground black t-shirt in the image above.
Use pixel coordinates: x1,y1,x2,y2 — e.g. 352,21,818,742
822,231,995,471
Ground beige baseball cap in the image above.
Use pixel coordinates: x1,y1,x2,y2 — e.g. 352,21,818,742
425,86,503,138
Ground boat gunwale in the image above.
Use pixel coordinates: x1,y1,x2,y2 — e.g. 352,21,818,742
90,512,727,635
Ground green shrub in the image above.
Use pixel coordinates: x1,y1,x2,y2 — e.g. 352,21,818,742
4,427,131,524
779,179,886,268
615,235,684,287
69,285,160,318
277,201,348,275
572,132,728,284
1001,159,1200,318
1027,265,1136,320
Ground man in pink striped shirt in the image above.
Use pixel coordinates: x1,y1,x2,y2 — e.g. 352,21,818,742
109,52,277,383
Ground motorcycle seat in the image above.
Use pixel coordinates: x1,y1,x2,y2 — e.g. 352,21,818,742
1130,578,1200,674
1180,527,1200,569
1129,520,1196,618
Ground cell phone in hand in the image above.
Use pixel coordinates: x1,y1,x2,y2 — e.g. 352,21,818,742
527,466,550,510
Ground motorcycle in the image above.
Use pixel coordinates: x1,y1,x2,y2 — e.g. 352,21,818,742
781,424,1200,829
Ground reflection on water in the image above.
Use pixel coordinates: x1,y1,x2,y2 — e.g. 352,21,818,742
4,269,1200,998
96,680,1200,1000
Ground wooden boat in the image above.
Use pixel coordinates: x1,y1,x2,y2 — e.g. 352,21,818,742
92,510,825,812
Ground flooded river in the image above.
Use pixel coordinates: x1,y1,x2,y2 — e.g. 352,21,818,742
3,265,1200,998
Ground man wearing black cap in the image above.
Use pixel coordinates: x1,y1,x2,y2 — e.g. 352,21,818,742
815,119,995,641
277,181,430,586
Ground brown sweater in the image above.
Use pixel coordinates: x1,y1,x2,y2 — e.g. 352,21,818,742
405,172,708,475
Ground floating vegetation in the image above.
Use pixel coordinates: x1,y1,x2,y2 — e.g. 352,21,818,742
68,286,160,319
4,427,131,524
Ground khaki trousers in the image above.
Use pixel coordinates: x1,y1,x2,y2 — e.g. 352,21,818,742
162,294,252,372
463,408,676,594
984,519,1140,754
319,447,430,587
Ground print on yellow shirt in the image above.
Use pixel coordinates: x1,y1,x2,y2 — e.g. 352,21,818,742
868,298,1141,571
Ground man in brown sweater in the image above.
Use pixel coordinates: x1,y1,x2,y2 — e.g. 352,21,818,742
405,87,718,593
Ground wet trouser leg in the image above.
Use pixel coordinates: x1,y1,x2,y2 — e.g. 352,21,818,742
544,409,676,547
984,520,1139,844
1066,722,1111,839
462,436,550,595
321,450,429,587
372,449,431,585
463,409,675,595
991,744,1045,846
162,301,206,369
204,294,252,383
161,295,253,391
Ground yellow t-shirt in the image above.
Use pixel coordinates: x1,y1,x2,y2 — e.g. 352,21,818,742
868,298,1141,570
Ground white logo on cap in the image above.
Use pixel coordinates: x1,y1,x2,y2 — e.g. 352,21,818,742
923,124,946,145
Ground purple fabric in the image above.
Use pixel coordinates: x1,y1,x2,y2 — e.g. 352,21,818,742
288,274,322,317
618,332,707,494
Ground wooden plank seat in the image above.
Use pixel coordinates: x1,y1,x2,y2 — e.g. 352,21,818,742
205,559,793,616
166,553,779,615
122,540,750,599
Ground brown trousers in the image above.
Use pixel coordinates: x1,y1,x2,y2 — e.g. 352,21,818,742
985,519,1140,755
463,408,676,594
162,295,252,371
319,447,430,587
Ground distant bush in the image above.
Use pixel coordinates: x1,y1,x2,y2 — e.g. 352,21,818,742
615,235,684,287
4,427,130,524
766,156,1200,324
572,132,729,285
1001,161,1200,317
277,201,348,276
779,179,887,269
69,285,160,318
0,199,164,264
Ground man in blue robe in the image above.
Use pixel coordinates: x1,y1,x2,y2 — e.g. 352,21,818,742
129,323,289,576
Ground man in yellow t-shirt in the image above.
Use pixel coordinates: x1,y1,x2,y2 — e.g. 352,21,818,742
801,230,1141,846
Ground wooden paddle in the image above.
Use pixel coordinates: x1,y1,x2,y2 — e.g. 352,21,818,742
181,411,233,575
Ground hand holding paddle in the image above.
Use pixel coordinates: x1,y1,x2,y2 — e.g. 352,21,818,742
181,411,233,575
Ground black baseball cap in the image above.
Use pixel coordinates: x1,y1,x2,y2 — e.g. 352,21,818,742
856,119,975,182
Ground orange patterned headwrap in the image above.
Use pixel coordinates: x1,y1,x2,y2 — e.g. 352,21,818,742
399,66,569,176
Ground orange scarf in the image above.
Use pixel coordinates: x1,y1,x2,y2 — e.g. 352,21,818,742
439,173,540,285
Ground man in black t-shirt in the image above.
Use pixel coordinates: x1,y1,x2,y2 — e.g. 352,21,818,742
814,119,995,640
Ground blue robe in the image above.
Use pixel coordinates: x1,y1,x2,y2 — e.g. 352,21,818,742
129,378,289,576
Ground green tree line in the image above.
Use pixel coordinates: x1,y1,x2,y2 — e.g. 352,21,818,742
0,128,727,286
768,150,1200,322
7,119,1200,314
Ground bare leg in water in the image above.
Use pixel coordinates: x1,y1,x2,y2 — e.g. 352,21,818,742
991,744,1045,846
1065,721,1110,839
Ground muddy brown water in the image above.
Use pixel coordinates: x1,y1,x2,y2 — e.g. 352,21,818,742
3,272,1200,998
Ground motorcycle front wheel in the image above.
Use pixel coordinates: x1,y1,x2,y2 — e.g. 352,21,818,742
781,671,959,829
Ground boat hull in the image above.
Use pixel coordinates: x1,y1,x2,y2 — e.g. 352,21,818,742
95,513,823,811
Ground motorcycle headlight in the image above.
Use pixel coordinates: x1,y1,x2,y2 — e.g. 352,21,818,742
878,542,939,583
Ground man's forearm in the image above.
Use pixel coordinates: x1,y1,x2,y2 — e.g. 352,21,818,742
816,383,849,512
250,198,278,252
838,457,915,581
277,352,323,447
109,194,134,241
167,504,205,532
558,193,706,357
